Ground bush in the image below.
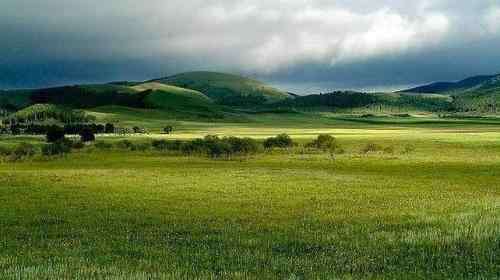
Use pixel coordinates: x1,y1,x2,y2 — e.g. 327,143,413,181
152,139,168,150
180,140,204,155
163,126,173,134
115,139,134,150
72,141,85,149
361,143,381,154
383,146,395,154
79,128,95,143
42,140,72,156
0,146,12,157
94,141,113,150
263,134,294,149
10,143,36,160
306,134,337,152
131,142,151,152
105,123,115,134
132,126,146,134
46,126,65,143
226,137,260,155
403,144,416,154
175,136,260,158
203,135,232,158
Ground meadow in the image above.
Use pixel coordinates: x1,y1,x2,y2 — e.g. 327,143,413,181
0,114,499,279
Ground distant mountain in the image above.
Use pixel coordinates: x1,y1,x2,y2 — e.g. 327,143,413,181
153,71,292,105
400,74,500,94
400,73,500,113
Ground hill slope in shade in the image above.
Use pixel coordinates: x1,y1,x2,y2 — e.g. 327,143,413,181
153,71,291,104
130,82,215,110
401,74,500,94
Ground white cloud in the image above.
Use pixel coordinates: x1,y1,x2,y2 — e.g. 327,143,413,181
485,7,500,34
138,3,452,72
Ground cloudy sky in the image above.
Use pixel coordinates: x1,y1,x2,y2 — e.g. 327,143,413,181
1,0,500,93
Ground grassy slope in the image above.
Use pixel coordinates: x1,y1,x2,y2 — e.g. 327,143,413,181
0,126,499,279
154,71,290,102
0,90,34,109
130,82,215,110
8,103,70,119
401,74,500,94
401,75,500,113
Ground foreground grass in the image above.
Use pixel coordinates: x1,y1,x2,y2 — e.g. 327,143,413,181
0,131,499,279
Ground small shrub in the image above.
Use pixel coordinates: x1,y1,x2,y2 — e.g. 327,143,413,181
226,137,260,155
383,146,395,154
152,139,168,151
202,135,231,158
10,143,36,160
46,126,65,143
264,133,294,149
72,141,85,149
42,140,72,156
403,144,416,154
0,146,11,157
167,140,183,151
105,123,115,134
131,142,151,152
306,134,337,152
361,143,381,154
115,139,134,150
94,141,113,150
163,126,174,134
79,128,95,143
132,126,146,134
180,140,202,155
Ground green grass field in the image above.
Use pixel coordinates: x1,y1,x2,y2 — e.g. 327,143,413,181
0,113,499,279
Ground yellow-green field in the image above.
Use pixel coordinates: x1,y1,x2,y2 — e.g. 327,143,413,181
0,116,499,279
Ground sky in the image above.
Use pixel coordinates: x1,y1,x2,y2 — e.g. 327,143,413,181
1,0,500,93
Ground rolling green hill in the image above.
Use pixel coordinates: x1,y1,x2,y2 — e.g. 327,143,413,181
401,73,500,113
0,84,142,110
401,74,500,94
131,82,212,105
5,103,95,124
2,71,500,117
129,82,223,116
0,89,34,110
271,91,454,113
153,71,291,105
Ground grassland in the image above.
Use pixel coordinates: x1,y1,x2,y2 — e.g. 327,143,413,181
0,113,499,279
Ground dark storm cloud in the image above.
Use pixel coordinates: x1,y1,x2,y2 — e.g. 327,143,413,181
1,0,500,92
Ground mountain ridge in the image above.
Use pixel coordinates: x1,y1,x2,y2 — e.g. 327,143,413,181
400,74,500,94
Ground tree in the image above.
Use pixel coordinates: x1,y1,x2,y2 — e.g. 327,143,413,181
46,125,65,143
105,123,115,134
163,125,173,134
42,141,72,156
306,134,337,152
264,133,294,149
79,127,95,142
133,126,144,134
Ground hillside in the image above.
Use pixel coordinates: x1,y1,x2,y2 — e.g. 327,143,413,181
130,82,219,114
401,74,500,94
4,103,95,124
153,71,291,105
271,91,453,113
401,73,500,113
